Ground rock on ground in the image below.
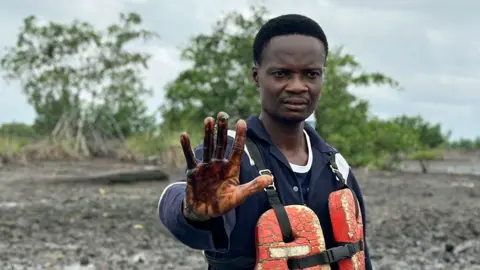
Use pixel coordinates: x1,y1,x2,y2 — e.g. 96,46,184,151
0,160,479,270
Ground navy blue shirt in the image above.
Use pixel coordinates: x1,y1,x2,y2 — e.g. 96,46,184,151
158,116,372,270
295,171,311,203
290,130,313,204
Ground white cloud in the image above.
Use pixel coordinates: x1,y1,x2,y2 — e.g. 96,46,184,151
140,43,191,111
425,28,447,46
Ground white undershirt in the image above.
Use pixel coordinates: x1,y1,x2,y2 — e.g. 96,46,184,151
289,130,313,173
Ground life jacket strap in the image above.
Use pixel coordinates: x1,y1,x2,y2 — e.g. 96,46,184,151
326,152,361,220
287,239,364,269
245,136,295,244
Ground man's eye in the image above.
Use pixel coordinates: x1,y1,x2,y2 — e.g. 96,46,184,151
272,71,287,77
307,71,321,78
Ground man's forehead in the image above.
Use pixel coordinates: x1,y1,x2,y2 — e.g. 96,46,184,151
261,35,326,66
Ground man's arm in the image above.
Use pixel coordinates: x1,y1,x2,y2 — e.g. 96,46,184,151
348,170,373,270
157,142,237,252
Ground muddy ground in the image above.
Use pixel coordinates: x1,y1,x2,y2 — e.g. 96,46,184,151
1,159,479,270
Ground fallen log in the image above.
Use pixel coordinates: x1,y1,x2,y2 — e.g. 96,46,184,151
40,169,169,185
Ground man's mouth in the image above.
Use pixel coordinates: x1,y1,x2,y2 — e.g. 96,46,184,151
283,98,308,105
282,98,308,111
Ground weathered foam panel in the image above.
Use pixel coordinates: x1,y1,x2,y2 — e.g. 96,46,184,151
255,205,331,270
329,189,365,270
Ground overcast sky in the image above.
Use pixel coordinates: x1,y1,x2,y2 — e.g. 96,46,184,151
0,0,478,139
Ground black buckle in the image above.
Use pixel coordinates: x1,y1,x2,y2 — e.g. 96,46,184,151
329,163,339,172
326,244,354,262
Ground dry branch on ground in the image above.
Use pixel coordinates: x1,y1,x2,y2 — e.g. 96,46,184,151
39,168,169,184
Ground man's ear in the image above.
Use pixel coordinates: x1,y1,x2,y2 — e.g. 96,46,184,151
251,65,259,88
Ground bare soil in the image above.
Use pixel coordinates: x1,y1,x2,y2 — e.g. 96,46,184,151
1,160,479,270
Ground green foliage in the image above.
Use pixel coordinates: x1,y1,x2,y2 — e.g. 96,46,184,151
0,122,37,138
0,12,158,137
127,128,202,156
0,122,35,157
159,5,458,169
392,115,449,149
407,148,445,173
0,136,31,156
448,137,480,150
161,6,406,167
408,149,445,161
161,6,269,130
362,118,420,169
0,7,473,167
126,128,203,168
313,48,401,166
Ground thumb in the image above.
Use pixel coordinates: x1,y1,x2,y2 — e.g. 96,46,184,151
235,175,273,201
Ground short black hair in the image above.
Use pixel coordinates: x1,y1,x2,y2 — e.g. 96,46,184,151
253,14,328,65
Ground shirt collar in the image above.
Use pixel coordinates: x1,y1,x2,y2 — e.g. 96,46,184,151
245,115,332,153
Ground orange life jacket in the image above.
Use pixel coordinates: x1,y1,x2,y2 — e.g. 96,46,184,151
204,134,366,270
246,137,365,270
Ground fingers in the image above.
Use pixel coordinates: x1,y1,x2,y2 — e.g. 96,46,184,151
228,119,247,166
235,175,273,201
214,112,229,160
203,117,215,163
180,132,198,170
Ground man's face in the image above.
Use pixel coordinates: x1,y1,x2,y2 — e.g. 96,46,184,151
253,35,326,124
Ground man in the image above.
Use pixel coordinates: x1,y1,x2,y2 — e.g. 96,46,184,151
158,14,372,270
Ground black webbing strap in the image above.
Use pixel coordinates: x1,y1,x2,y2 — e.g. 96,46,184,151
326,152,361,220
287,240,364,269
205,254,255,270
245,136,294,243
327,153,348,187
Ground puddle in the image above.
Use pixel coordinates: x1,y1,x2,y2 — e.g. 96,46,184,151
131,252,146,263
0,201,20,208
451,182,475,188
0,199,50,209
64,263,95,270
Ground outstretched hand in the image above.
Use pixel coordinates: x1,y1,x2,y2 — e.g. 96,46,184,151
180,112,273,220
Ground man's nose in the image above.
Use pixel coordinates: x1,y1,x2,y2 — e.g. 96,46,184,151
285,74,308,93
